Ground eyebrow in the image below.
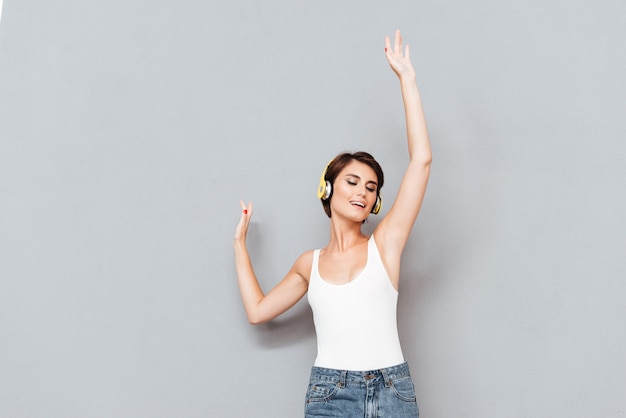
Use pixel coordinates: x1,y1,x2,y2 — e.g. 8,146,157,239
344,173,378,186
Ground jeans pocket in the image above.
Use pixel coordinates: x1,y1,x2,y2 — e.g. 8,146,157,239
390,375,417,402
305,379,340,403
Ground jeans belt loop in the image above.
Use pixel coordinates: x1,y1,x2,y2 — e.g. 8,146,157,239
339,370,347,388
381,367,392,388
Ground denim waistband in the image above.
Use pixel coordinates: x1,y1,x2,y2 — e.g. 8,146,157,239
309,361,411,387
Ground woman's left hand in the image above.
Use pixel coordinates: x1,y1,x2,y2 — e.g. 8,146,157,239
385,30,416,82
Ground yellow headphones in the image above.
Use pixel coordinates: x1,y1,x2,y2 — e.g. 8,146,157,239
372,195,383,215
317,162,333,200
317,160,382,215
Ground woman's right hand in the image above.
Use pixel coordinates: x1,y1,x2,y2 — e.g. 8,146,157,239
232,199,310,325
234,200,253,245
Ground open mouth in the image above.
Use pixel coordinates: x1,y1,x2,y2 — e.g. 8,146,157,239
350,201,366,208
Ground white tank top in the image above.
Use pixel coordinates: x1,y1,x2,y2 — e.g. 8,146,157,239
307,235,405,371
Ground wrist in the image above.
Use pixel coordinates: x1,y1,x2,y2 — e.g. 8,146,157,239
399,74,418,89
233,239,247,250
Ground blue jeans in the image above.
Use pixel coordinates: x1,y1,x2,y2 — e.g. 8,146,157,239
304,362,419,418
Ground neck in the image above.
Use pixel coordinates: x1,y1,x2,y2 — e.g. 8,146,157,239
327,217,368,253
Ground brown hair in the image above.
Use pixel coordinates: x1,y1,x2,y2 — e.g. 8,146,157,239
320,151,384,218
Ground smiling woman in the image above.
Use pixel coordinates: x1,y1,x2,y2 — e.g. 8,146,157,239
233,30,432,418
319,151,384,219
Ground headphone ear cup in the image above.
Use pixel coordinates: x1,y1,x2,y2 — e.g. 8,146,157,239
318,179,332,200
325,181,332,199
372,196,382,214
317,160,334,200
317,176,327,199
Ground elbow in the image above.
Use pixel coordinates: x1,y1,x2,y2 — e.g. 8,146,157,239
409,147,432,166
411,155,432,169
244,296,272,325
247,312,267,326
248,317,262,326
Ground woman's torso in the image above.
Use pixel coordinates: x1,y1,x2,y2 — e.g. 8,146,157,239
307,234,404,371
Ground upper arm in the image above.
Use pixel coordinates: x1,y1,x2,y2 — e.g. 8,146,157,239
251,251,312,324
375,159,430,262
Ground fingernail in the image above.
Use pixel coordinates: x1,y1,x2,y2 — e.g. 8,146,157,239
384,47,387,52
243,209,248,215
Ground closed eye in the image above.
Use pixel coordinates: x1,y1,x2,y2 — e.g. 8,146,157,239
344,174,378,192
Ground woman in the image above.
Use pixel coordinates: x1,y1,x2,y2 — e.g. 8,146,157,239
234,30,431,418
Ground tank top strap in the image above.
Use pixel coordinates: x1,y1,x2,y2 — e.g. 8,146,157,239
368,234,383,268
310,249,321,282
368,234,394,286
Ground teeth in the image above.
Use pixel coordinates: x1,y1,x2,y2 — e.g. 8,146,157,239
351,201,365,207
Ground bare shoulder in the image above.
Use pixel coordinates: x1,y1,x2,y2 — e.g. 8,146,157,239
291,250,315,283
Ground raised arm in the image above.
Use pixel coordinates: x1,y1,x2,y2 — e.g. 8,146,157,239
375,30,432,270
234,201,310,324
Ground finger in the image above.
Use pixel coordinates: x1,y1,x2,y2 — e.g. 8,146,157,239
394,29,401,54
239,200,252,216
405,44,410,60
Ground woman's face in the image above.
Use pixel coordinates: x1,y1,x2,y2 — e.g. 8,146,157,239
330,160,379,221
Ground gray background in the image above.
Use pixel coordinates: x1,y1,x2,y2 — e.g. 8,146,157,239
1,1,625,417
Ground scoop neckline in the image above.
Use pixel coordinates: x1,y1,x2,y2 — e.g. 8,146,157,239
316,237,371,287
